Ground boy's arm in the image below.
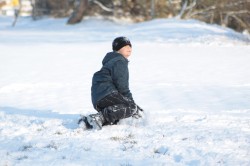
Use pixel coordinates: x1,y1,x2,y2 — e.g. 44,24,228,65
111,60,133,101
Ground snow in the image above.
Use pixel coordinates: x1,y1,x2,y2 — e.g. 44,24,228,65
0,16,250,165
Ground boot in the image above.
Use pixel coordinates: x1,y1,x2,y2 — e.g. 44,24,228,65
85,112,106,130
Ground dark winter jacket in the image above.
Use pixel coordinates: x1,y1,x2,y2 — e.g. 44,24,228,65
91,52,133,107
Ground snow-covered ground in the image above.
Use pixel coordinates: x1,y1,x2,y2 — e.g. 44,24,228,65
0,16,250,165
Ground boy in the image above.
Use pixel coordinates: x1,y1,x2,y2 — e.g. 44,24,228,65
80,36,143,130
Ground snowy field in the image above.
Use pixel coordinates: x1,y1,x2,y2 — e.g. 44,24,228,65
0,16,250,165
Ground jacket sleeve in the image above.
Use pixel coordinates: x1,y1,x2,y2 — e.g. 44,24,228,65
111,60,133,101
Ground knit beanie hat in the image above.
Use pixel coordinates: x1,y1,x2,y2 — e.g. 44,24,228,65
112,36,132,51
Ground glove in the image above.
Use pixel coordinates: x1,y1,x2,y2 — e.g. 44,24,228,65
136,105,144,112
132,104,144,119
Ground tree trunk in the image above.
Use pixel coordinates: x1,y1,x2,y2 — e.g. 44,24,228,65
151,0,155,19
12,0,21,27
67,0,88,24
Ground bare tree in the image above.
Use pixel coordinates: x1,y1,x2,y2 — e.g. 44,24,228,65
151,0,155,19
67,0,88,24
191,0,250,32
166,0,250,32
12,0,21,27
32,0,70,20
67,0,114,24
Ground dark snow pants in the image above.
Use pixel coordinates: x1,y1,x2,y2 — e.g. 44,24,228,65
95,92,137,124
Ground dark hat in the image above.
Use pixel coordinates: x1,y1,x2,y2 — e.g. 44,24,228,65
112,36,132,51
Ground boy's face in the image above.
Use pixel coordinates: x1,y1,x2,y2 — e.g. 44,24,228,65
118,45,132,59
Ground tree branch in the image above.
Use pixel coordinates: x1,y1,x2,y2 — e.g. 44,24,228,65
92,0,113,12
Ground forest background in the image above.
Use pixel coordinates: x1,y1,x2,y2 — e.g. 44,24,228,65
1,0,249,34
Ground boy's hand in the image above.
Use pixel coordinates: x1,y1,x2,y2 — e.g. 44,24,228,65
137,105,144,112
132,104,144,119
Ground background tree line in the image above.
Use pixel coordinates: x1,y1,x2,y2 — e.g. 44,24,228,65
32,0,250,33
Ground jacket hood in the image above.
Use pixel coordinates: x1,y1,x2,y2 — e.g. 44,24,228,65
102,52,127,65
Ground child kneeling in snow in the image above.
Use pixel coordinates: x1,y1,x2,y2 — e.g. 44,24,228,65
80,36,144,130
